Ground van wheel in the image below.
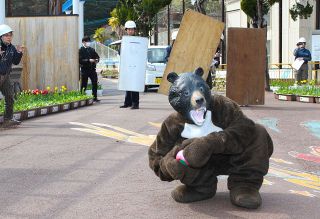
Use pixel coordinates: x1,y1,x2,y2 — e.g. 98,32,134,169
144,85,148,92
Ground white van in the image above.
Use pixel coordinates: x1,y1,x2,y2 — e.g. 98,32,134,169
145,45,168,91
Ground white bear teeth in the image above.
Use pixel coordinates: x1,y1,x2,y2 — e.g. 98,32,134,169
190,107,206,126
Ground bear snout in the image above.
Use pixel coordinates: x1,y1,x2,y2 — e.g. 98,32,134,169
191,91,206,108
196,97,204,105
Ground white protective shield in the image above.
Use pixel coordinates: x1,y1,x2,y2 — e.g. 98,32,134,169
118,36,148,92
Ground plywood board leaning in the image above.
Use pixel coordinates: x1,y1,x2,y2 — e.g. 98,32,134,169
158,9,224,95
226,28,266,105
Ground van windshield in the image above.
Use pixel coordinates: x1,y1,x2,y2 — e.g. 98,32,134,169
148,48,167,63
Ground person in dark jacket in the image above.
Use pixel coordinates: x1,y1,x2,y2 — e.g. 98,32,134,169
293,37,312,83
79,36,100,102
0,24,24,127
119,20,140,109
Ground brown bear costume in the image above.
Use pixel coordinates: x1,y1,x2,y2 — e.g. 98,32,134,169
148,68,273,209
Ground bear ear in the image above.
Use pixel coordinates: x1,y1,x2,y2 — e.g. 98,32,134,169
167,72,179,83
194,67,204,77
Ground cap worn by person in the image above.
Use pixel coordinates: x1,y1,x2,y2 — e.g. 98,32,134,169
125,20,136,29
0,24,13,36
298,37,306,43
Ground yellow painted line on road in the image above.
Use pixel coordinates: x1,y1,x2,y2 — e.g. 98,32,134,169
70,122,127,141
263,179,274,185
92,123,145,137
289,190,316,197
127,135,156,146
270,167,320,191
270,158,293,165
148,122,162,128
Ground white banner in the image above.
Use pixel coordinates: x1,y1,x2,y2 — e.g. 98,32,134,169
118,36,148,92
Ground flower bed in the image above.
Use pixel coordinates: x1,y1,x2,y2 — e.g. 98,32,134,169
274,80,320,103
0,87,93,123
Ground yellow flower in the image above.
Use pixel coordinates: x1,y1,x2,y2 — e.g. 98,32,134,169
46,86,51,91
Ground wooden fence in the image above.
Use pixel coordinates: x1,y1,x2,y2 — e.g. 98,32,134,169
7,16,79,91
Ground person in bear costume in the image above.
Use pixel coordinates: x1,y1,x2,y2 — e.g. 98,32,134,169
148,67,273,209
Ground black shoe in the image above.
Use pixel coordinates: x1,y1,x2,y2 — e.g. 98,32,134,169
130,106,139,110
93,98,100,102
2,118,21,127
120,105,131,108
230,186,262,209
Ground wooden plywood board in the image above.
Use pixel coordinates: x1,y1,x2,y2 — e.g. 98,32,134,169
226,28,266,105
7,16,79,90
158,10,224,95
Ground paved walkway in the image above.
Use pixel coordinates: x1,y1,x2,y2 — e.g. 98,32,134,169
0,79,319,218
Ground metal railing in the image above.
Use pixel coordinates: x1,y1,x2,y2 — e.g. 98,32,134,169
214,62,320,82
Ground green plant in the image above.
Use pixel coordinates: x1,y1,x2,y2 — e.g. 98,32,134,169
109,0,172,37
213,78,226,92
289,1,313,21
270,79,295,87
0,90,90,115
86,83,103,90
102,69,119,78
275,86,297,95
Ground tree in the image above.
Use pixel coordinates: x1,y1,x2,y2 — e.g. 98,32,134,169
289,0,314,21
109,0,172,37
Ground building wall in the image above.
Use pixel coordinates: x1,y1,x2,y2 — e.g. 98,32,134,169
225,0,317,65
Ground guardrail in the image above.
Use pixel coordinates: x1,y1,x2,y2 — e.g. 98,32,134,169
214,62,320,81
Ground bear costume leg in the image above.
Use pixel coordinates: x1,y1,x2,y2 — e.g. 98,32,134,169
227,124,273,209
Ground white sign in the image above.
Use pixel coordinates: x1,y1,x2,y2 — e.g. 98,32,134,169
292,59,305,70
118,36,148,92
312,34,320,61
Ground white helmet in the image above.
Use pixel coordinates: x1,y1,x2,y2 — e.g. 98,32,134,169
125,20,136,29
298,37,306,43
171,30,178,40
0,24,13,36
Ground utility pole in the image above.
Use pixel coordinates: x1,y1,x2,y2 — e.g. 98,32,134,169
182,0,185,14
72,0,79,15
167,5,171,45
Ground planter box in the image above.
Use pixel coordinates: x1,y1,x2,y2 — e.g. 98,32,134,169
277,94,296,101
0,115,3,123
274,93,279,99
13,111,25,120
49,105,60,114
70,101,79,109
80,100,87,107
296,96,315,103
86,98,94,105
38,107,49,116
60,103,70,111
315,97,320,104
26,109,37,119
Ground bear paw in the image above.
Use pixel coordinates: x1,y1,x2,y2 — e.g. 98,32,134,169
171,184,217,203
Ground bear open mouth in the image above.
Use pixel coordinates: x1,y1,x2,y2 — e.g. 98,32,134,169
190,107,206,126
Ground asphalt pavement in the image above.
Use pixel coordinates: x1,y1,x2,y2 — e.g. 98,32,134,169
0,78,319,219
